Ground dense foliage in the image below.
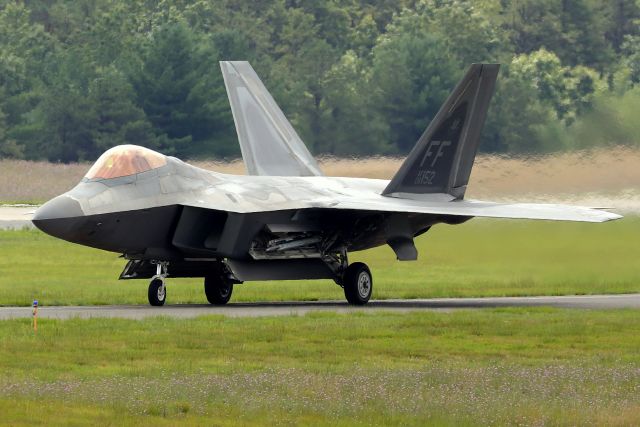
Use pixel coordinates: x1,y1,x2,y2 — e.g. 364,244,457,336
1,0,639,162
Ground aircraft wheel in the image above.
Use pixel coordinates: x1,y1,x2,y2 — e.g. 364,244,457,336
343,262,372,305
204,275,233,305
148,278,166,306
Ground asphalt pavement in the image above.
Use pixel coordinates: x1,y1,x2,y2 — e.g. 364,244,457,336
0,294,639,320
0,206,35,229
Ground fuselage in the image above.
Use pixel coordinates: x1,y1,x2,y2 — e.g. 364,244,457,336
32,146,442,263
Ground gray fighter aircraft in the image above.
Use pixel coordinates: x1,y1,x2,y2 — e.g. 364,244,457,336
32,62,621,306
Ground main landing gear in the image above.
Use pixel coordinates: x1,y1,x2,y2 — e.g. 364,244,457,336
204,274,233,305
331,250,373,305
342,262,373,305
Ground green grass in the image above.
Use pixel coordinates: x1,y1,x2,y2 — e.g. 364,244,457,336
4,309,640,377
0,217,638,306
1,310,640,425
1,218,638,425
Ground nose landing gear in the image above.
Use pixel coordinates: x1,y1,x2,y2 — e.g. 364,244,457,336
148,262,168,306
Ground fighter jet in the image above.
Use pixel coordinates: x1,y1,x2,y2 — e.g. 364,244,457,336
32,62,621,306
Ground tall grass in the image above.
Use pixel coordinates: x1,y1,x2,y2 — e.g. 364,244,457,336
2,147,640,203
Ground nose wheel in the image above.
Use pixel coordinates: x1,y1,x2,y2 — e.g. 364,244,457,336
148,277,166,306
148,262,168,306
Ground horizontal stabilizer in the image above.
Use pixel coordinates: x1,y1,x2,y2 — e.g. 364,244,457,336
333,198,621,223
220,61,323,177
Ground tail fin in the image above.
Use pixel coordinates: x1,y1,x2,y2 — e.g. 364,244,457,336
220,61,323,177
383,64,499,199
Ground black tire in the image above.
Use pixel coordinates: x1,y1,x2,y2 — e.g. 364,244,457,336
204,275,233,305
343,262,372,305
148,278,166,306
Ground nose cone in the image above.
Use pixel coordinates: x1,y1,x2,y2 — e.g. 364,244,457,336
33,195,83,221
32,195,84,239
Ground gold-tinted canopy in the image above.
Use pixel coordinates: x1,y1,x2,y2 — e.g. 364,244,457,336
85,145,167,180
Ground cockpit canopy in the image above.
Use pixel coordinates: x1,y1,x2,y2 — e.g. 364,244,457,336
85,145,167,180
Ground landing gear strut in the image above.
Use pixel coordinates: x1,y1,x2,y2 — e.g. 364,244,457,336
330,250,372,305
148,262,168,306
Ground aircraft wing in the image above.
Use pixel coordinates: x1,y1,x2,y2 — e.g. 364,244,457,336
179,181,619,223
220,61,323,177
329,197,621,223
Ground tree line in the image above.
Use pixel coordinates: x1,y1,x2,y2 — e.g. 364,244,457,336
1,0,640,162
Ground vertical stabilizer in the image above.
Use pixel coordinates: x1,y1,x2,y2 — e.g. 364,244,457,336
383,64,499,199
220,61,323,177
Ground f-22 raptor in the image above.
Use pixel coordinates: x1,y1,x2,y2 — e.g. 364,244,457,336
32,62,621,306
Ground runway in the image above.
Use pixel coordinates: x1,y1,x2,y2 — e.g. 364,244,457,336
1,294,639,319
0,205,36,229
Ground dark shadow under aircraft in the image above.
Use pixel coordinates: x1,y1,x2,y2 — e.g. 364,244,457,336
32,62,621,306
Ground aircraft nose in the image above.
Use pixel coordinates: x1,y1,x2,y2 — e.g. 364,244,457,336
33,195,83,221
32,195,84,238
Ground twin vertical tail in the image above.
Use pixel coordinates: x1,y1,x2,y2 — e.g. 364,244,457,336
383,64,499,199
220,61,324,177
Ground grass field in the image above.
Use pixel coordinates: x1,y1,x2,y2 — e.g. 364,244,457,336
1,309,640,425
1,202,638,425
0,217,637,306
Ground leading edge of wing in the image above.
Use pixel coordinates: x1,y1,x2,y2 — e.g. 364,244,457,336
331,198,622,223
220,61,323,177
